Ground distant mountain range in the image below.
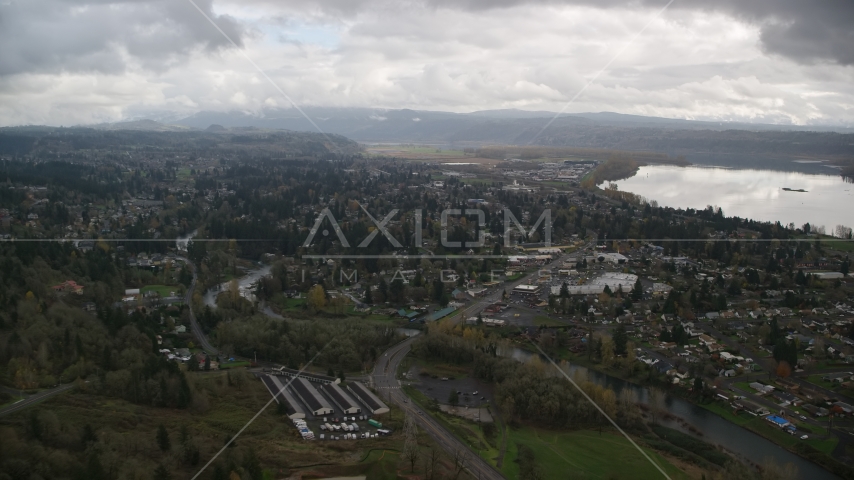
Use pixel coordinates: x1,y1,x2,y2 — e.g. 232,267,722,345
85,108,854,162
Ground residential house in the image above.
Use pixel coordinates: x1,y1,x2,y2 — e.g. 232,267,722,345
52,280,84,295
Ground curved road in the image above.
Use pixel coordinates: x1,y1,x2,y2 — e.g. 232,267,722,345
372,335,505,480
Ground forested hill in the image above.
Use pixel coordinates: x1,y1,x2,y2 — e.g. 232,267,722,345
0,127,362,158
526,122,854,159
168,108,854,160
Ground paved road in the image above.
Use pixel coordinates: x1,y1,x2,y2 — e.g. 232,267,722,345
0,384,75,418
451,242,594,328
177,256,218,354
372,335,505,480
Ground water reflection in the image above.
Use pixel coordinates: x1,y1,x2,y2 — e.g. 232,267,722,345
618,166,853,231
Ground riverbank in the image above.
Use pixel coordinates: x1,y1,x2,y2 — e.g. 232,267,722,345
402,384,695,479
582,154,691,187
520,344,853,479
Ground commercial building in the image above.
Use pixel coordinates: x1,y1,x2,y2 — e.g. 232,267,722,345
424,306,457,322
291,377,334,416
550,284,606,295
597,253,628,265
765,415,791,429
512,284,541,296
348,382,390,415
590,272,638,291
324,382,362,415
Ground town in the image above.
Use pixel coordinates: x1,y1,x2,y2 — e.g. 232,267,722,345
0,128,852,480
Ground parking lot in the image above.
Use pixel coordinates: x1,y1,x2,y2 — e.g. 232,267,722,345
257,374,389,441
407,366,495,411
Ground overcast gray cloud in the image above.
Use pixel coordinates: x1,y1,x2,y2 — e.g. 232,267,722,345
0,0,852,127
0,0,245,76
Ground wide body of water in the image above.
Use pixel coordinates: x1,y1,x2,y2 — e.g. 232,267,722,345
508,348,838,480
617,166,852,231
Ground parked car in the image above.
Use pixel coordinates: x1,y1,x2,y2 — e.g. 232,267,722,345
800,435,809,440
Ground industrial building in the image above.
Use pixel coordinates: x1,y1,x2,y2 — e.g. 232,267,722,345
348,382,390,415
324,382,362,415
291,377,334,416
259,375,306,419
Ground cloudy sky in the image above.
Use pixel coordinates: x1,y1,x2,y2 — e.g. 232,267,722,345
1,0,852,127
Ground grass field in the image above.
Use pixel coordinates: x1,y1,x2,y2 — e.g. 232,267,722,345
806,374,838,390
141,284,179,297
734,381,758,393
411,358,471,380
0,372,469,479
404,382,690,479
503,426,691,480
219,361,251,369
533,315,569,327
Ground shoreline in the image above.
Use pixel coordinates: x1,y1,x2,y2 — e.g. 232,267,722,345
533,346,849,478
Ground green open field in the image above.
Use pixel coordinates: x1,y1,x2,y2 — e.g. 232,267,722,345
219,361,251,369
806,374,838,390
0,371,471,479
734,381,758,393
409,358,471,380
533,315,569,327
405,380,691,480
278,297,305,311
142,284,180,297
503,426,691,480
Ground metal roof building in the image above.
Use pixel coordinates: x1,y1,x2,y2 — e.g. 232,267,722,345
550,284,606,295
291,377,334,416
259,374,306,419
348,382,390,415
324,382,362,415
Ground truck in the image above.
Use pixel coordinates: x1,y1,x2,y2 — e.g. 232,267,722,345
368,419,382,428
351,423,359,432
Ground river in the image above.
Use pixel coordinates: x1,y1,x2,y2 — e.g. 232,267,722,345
202,264,272,309
508,347,839,480
616,165,852,233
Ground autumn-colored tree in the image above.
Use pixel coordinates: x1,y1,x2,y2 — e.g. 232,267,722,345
776,360,792,378
307,284,327,312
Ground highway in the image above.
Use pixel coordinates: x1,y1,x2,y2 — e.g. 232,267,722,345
372,335,505,480
0,383,75,418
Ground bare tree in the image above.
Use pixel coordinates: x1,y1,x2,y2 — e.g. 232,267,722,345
450,448,471,480
423,448,441,480
403,413,419,473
